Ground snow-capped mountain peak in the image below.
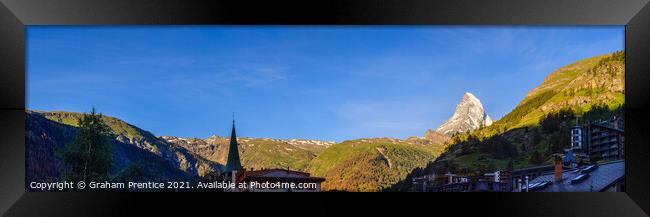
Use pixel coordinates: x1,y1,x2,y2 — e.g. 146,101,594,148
436,92,493,136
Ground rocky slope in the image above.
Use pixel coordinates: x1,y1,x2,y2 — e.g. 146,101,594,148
436,92,493,136
424,129,451,145
162,136,333,172
25,110,220,187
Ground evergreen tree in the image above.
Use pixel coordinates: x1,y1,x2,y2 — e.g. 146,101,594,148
60,108,114,185
507,160,515,171
529,150,545,165
486,161,497,173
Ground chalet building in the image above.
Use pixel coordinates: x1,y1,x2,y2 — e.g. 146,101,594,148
510,164,556,190
412,171,512,192
570,117,624,161
433,172,512,192
410,174,437,192
513,159,625,192
220,119,325,192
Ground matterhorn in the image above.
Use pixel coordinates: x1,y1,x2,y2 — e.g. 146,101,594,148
436,92,493,136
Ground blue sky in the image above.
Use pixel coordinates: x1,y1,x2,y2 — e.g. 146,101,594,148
27,26,623,142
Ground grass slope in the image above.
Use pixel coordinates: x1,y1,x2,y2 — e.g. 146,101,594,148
308,138,444,191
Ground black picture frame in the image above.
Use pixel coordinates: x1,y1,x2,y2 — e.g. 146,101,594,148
1,0,650,216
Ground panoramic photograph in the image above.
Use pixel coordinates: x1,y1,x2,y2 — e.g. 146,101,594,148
26,26,625,192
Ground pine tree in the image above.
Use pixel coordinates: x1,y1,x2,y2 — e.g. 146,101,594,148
507,160,515,171
529,150,545,165
60,108,114,185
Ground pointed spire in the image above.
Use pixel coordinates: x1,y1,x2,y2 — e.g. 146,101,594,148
223,113,243,174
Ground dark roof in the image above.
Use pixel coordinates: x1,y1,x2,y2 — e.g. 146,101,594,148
222,121,243,173
519,160,624,192
512,164,555,175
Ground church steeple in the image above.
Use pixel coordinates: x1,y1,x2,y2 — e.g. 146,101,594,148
223,115,243,174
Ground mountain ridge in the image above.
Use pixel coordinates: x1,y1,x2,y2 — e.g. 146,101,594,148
391,51,625,191
161,135,333,172
26,110,221,179
25,111,205,189
436,92,493,136
306,137,446,191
